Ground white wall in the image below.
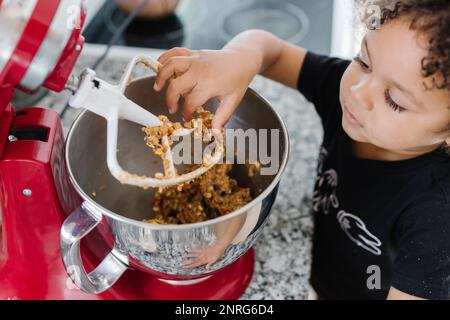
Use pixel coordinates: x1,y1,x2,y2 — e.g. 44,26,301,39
331,0,360,59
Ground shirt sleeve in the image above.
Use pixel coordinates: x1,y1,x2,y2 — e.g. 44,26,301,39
391,202,450,300
297,51,351,132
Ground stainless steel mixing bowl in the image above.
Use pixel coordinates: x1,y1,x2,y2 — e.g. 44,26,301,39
60,76,289,294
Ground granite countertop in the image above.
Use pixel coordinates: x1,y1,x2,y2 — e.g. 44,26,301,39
38,44,323,300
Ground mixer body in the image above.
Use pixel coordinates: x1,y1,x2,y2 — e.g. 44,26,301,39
0,1,87,298
0,106,105,299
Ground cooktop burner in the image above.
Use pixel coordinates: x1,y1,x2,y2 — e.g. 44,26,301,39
220,2,310,45
84,0,333,54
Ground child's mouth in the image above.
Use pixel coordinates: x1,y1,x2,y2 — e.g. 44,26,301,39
344,106,364,128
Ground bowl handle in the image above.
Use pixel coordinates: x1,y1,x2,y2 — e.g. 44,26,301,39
60,202,128,294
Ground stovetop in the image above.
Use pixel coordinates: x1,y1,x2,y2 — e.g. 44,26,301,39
84,0,334,55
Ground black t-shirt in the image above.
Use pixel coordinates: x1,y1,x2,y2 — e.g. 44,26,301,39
297,52,450,300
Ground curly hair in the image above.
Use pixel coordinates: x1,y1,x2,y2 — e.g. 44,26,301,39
356,0,450,91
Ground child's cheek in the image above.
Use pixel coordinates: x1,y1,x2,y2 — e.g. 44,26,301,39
370,116,418,150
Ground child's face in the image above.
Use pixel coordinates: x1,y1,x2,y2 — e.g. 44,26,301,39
340,18,450,157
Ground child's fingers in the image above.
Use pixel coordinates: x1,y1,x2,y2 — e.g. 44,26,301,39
157,47,192,65
165,75,198,114
182,258,205,269
185,253,201,259
182,262,198,269
211,95,239,129
181,89,211,121
154,57,192,91
205,261,217,269
165,88,182,115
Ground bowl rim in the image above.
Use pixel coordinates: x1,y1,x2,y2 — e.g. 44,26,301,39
65,75,290,230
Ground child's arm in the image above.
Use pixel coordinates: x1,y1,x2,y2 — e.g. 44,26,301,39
182,215,246,269
153,29,307,129
387,287,425,300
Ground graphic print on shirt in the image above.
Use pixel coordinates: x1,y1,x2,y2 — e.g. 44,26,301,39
317,146,328,175
313,148,339,214
337,211,382,256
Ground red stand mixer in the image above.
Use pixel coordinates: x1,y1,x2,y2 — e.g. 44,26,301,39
0,0,288,300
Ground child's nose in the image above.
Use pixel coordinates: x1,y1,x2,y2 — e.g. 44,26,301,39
351,79,374,112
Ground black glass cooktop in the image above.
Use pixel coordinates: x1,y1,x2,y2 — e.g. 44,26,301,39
84,0,333,55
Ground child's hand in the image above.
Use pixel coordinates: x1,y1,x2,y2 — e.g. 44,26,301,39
153,47,261,129
182,242,228,269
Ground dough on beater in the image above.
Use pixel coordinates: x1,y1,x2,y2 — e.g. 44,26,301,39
142,107,220,178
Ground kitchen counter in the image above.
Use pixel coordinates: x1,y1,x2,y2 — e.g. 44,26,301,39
38,44,323,300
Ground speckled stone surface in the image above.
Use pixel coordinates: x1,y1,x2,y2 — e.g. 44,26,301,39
38,45,323,300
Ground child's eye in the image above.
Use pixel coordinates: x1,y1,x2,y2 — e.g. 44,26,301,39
353,55,371,72
384,89,406,113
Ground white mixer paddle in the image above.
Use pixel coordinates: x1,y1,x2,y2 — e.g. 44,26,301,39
68,55,223,189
